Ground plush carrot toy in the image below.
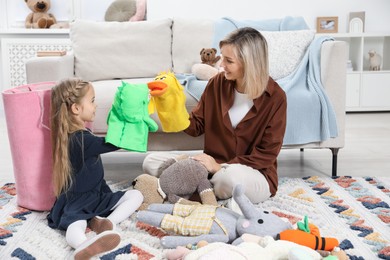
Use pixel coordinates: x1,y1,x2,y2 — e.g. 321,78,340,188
277,229,339,251
277,216,339,251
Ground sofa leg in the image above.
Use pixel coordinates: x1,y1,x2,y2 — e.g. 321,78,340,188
330,148,339,177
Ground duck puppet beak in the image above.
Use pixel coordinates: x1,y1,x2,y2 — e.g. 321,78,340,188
147,81,168,97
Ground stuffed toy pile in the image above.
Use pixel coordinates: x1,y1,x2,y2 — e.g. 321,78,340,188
192,48,223,81
136,184,292,248
24,0,57,29
132,155,218,210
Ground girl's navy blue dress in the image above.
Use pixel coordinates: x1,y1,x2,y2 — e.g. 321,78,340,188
47,130,125,230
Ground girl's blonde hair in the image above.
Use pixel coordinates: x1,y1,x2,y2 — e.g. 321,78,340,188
50,78,91,197
219,27,269,99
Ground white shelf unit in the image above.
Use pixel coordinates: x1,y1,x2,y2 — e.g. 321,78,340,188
330,32,390,112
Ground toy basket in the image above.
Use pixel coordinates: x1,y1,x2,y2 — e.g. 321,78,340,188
2,82,56,211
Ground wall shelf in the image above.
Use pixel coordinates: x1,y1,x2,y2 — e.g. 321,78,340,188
0,29,70,35
329,32,390,111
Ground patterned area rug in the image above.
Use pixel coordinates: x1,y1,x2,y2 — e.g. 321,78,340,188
1,176,390,259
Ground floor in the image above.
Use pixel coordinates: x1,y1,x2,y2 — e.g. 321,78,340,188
0,112,389,184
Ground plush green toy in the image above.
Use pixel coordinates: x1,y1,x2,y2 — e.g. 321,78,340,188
106,81,160,152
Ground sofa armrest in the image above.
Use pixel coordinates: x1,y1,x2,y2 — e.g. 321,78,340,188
25,53,74,84
320,40,348,148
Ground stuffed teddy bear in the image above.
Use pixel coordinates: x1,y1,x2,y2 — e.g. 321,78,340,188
200,48,221,66
136,184,292,248
106,81,167,152
148,71,190,132
24,0,57,29
132,156,218,210
192,48,223,81
105,0,146,22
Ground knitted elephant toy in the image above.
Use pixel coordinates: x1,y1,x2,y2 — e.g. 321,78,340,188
132,156,218,210
136,184,292,248
105,81,166,152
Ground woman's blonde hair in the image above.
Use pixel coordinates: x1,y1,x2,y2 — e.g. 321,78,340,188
50,78,91,197
219,27,269,99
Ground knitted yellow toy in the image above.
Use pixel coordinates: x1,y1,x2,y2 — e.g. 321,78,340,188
148,72,190,132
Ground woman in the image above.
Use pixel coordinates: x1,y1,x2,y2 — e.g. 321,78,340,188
143,27,287,204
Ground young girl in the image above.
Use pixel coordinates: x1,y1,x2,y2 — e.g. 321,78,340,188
48,79,143,259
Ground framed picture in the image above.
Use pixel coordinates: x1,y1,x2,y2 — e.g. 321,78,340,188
316,17,338,33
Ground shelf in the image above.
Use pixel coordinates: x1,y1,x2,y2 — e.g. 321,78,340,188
0,28,70,35
337,33,390,111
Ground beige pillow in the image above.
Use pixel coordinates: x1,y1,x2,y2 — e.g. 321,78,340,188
70,19,173,81
104,0,137,22
261,30,315,80
172,18,215,74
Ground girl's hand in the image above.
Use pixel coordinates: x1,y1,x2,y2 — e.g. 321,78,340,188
192,153,221,175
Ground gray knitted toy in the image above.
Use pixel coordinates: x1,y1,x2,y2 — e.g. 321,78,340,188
136,184,292,248
132,157,218,210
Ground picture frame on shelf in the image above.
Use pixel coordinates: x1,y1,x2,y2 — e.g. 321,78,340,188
316,16,338,33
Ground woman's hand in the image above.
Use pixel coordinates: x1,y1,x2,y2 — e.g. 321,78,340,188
192,153,221,175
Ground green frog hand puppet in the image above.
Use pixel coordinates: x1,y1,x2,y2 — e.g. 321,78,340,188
106,81,167,152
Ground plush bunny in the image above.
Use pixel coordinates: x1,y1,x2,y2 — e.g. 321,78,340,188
132,156,218,210
136,184,292,248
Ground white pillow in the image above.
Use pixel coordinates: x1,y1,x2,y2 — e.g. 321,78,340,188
70,19,173,81
261,30,315,80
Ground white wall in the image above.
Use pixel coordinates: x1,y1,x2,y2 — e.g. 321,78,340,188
2,0,389,32
0,0,113,28
147,0,390,33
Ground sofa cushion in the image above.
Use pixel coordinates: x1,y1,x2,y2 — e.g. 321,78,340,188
172,18,215,74
70,19,173,81
262,30,315,80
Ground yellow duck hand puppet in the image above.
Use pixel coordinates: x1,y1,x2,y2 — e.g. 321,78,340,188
148,72,190,132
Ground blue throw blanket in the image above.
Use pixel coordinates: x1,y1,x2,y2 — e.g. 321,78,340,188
276,36,338,145
179,17,338,145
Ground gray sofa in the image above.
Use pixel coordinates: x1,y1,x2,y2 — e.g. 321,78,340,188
25,18,348,176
